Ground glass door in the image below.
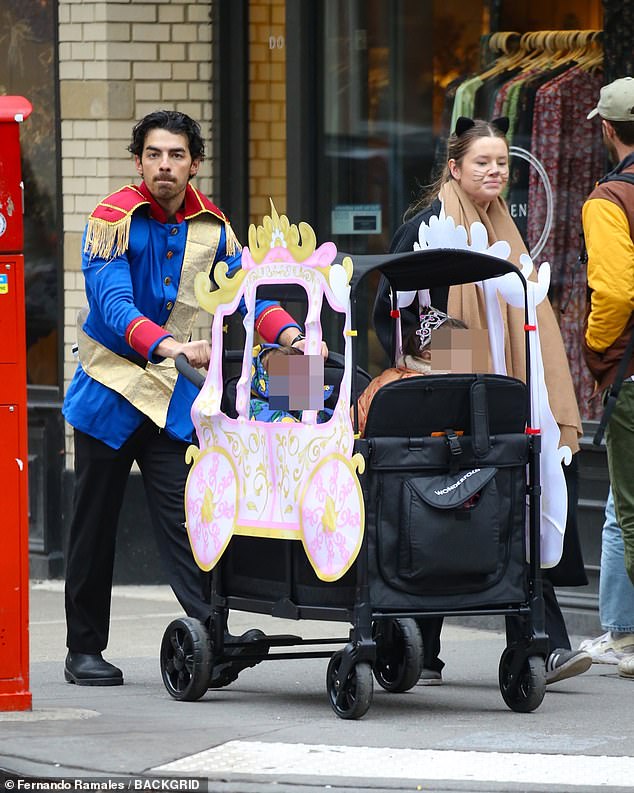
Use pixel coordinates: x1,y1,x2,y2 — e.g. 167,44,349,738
317,0,487,370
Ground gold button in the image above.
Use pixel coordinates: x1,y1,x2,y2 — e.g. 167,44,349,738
166,301,174,310
164,276,171,286
170,227,178,235
166,250,174,259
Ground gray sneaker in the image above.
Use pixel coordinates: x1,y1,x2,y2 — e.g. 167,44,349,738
545,648,592,684
417,668,443,686
578,631,634,664
618,655,634,680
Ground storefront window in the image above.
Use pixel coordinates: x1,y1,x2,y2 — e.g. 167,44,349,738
319,0,488,370
0,1,60,389
320,0,487,259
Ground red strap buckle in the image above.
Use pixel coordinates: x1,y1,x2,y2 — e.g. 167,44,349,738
525,427,541,435
524,324,536,331
390,309,400,318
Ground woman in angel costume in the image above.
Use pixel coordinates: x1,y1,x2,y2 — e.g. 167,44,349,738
374,117,591,686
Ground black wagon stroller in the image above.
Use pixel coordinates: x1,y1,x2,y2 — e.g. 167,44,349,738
159,205,549,719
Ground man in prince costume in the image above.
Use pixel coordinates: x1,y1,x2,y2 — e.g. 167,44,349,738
62,111,304,686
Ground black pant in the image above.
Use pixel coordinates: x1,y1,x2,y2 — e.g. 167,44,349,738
65,423,208,653
542,577,571,651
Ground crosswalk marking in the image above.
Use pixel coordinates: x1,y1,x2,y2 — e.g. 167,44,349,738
154,740,634,787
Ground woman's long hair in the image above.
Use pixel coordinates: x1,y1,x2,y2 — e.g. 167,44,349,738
405,119,508,221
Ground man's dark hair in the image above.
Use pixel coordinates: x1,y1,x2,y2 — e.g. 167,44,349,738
609,119,634,147
127,110,205,161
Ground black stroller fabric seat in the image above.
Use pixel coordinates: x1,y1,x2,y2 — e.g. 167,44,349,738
363,372,528,437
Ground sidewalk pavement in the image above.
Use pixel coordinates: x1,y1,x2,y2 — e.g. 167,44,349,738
0,581,631,792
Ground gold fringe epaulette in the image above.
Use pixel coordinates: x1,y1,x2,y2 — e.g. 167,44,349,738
84,183,241,260
83,185,148,261
224,221,241,257
84,215,132,260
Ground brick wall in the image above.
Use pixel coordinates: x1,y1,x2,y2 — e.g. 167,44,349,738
248,0,286,224
59,0,215,464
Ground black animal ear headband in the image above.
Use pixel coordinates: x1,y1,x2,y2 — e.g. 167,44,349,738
454,116,510,136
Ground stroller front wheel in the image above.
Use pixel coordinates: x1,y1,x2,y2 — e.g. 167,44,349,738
326,650,373,719
498,649,546,713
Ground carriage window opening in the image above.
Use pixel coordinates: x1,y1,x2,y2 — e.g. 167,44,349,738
245,284,334,425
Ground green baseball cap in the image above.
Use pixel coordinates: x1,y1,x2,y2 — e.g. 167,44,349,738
587,76,634,121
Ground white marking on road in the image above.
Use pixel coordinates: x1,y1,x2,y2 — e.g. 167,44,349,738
154,740,634,787
0,708,98,722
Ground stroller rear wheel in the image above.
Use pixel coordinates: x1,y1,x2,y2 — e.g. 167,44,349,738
326,650,373,719
373,618,423,693
160,617,211,701
498,649,546,712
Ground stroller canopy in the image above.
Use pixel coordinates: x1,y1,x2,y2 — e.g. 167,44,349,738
344,247,525,297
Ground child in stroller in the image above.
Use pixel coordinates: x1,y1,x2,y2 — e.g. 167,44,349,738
357,306,471,436
249,343,334,423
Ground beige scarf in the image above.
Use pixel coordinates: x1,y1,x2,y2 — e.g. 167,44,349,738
439,180,582,452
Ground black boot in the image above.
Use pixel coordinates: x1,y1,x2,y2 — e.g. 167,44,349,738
64,652,123,686
209,629,269,688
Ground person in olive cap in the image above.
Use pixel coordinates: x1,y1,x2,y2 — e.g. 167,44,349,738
582,76,634,681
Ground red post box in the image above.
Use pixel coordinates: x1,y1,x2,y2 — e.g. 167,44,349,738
0,95,33,711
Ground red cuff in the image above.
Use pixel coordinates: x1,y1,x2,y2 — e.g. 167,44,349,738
125,316,167,359
255,306,298,343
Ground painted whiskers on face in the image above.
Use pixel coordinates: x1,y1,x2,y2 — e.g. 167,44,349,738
449,136,509,207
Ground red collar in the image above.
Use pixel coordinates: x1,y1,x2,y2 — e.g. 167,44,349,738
137,181,227,224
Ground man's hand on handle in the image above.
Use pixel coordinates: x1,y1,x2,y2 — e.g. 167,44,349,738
156,337,211,368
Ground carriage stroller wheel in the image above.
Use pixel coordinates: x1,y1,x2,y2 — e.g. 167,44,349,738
373,618,423,693
326,651,373,720
498,649,546,713
160,617,211,701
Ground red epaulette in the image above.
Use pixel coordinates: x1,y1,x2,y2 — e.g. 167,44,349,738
184,184,227,222
185,186,240,255
84,185,149,260
185,185,240,256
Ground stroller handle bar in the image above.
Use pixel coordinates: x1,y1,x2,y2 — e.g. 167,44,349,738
175,353,206,390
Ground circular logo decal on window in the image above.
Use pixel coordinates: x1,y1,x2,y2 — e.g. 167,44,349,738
0,212,6,237
508,146,553,262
